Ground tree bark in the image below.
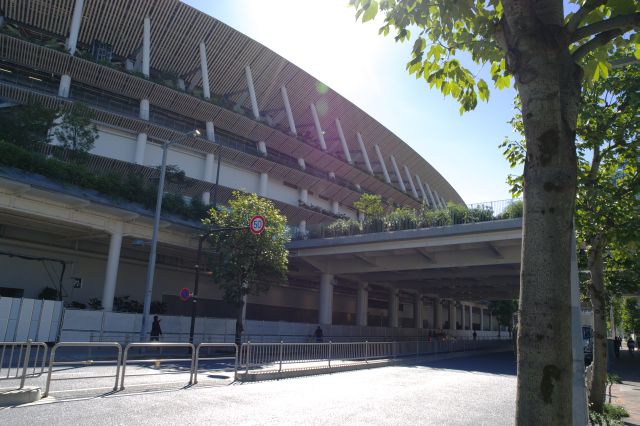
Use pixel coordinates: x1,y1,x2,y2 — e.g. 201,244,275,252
502,1,581,424
588,233,607,413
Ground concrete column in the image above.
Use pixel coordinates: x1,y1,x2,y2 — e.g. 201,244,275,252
449,301,457,330
357,211,365,222
489,313,493,331
102,222,124,312
139,99,150,120
424,182,438,209
142,17,151,78
404,166,419,199
202,153,214,204
298,220,306,235
205,122,215,142
480,308,484,331
280,86,297,135
461,303,466,330
414,294,423,329
389,155,406,192
134,133,147,165
328,171,336,180
299,188,308,204
356,133,374,174
66,0,84,55
258,173,268,197
58,75,72,98
310,103,327,151
244,66,260,119
469,305,474,330
388,289,399,328
319,273,334,325
297,158,306,170
356,282,368,326
374,145,391,183
434,192,445,208
434,298,443,329
331,200,339,215
257,140,267,156
199,42,211,100
334,118,353,164
415,175,427,201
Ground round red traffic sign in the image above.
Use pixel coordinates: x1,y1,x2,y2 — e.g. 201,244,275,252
179,287,190,301
249,215,266,235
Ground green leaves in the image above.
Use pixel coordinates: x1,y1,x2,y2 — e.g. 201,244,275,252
362,0,379,22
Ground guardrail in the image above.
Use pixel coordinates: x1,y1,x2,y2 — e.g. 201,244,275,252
43,342,122,398
120,342,195,390
0,340,48,388
193,343,238,384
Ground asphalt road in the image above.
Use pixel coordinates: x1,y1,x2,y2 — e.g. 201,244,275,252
1,351,516,426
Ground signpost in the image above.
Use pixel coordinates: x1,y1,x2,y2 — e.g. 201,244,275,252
249,215,266,234
179,287,190,302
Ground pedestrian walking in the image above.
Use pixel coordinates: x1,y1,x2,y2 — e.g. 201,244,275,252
150,315,162,341
614,336,621,359
314,325,324,343
473,330,477,341
627,337,635,355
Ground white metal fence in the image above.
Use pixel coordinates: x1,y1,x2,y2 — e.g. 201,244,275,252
0,340,48,388
0,298,63,342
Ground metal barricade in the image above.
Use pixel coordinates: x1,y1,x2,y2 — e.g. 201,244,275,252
120,342,195,390
44,342,122,398
193,343,238,384
0,340,48,388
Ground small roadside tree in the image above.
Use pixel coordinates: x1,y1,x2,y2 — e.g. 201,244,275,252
0,100,57,146
54,102,98,156
489,300,518,337
203,192,289,345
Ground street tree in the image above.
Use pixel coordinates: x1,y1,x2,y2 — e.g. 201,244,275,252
0,100,57,146
350,1,639,422
203,191,289,345
489,300,518,337
54,102,98,156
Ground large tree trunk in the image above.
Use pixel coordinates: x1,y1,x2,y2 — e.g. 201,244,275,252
502,2,581,424
588,234,607,413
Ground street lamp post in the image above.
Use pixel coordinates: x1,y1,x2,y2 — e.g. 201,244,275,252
140,130,199,342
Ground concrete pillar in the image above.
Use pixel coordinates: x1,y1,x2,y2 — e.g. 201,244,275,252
299,188,308,204
297,158,306,170
356,282,368,326
469,305,474,330
390,156,406,192
335,118,353,164
205,122,215,142
356,133,374,175
415,175,427,201
257,140,267,156
310,103,327,151
199,42,211,100
281,86,297,135
58,75,72,98
202,153,214,204
331,200,339,215
134,133,147,165
244,66,260,120
102,222,124,312
489,313,493,331
66,0,84,55
142,17,151,78
388,289,399,328
139,99,150,120
435,298,443,329
319,273,334,325
374,145,391,183
425,182,438,209
480,308,484,331
298,220,306,235
414,294,423,329
328,171,336,180
434,192,445,208
357,211,365,222
449,301,457,330
461,303,466,330
404,166,419,199
258,173,268,197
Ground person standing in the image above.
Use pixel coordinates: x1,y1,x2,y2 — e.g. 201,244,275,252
150,315,162,341
314,325,324,343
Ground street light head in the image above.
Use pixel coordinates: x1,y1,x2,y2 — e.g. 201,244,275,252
191,129,201,138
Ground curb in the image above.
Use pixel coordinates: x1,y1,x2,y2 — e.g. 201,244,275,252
0,386,41,407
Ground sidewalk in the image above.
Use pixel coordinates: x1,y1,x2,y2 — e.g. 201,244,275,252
610,348,640,425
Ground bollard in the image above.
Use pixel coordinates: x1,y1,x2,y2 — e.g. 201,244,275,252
278,341,283,373
19,339,32,389
245,341,251,375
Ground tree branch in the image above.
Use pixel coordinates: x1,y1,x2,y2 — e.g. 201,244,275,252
573,29,623,61
570,13,640,42
566,0,607,35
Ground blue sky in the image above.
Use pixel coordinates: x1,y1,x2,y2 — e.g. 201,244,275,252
183,0,520,204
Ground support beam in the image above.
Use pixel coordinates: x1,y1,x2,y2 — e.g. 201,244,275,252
481,308,484,331
244,66,260,119
134,133,147,165
202,153,214,204
58,75,71,98
449,301,457,330
461,303,466,330
414,294,423,329
280,86,297,135
205,122,215,142
257,140,267,156
374,145,391,183
435,298,443,329
433,190,444,209
334,118,353,164
415,175,427,201
388,289,399,328
258,172,268,197
404,166,419,199
297,158,306,170
319,273,334,325
356,282,368,326
310,103,327,151
139,99,150,120
415,248,435,263
66,0,84,55
389,155,406,192
142,17,150,78
298,220,307,235
199,42,211,100
424,182,437,209
331,200,339,215
356,133,374,174
299,188,308,204
101,222,123,312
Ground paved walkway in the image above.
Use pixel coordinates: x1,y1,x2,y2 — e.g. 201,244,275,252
610,347,640,425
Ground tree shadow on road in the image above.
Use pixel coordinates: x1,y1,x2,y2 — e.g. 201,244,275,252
399,351,517,377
